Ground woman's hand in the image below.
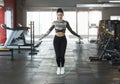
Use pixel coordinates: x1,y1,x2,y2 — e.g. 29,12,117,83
79,35,83,40
39,36,43,40
79,35,84,44
39,37,44,40
80,37,83,40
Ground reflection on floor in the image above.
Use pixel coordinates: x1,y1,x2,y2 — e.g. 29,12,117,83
0,38,120,84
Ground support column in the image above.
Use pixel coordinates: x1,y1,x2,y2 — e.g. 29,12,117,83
0,7,6,44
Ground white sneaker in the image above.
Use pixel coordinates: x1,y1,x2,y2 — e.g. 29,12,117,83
61,67,65,74
56,67,61,75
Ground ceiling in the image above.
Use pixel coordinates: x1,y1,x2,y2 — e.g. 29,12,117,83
25,0,98,7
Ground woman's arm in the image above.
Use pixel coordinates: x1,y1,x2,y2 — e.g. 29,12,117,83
66,21,82,39
39,25,55,40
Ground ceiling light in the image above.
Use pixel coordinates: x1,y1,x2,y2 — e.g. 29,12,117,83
76,4,120,8
109,0,120,3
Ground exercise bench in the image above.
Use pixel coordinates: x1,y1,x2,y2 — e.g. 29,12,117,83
0,48,14,60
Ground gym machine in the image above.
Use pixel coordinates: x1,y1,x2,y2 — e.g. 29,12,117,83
0,24,29,47
0,24,41,49
0,23,41,60
89,20,120,65
0,24,29,60
29,21,39,56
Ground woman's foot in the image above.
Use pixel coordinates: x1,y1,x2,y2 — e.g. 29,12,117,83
56,67,61,75
61,67,65,74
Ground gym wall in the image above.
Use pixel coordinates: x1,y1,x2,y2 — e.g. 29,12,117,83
16,0,24,27
0,7,6,44
0,0,16,44
102,7,120,20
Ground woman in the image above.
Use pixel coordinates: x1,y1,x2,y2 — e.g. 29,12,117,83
39,8,83,75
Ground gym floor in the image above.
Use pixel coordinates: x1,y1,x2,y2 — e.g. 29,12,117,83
0,39,120,84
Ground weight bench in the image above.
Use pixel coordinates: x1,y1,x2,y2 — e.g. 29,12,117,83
0,48,14,60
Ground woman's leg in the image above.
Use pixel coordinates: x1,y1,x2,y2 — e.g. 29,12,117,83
60,36,67,67
53,36,61,67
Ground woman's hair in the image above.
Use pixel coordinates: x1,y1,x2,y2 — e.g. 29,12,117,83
57,8,64,14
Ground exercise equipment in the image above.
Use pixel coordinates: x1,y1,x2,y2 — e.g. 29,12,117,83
0,24,41,49
97,20,120,49
29,21,39,56
0,23,41,60
90,31,114,60
0,24,29,47
89,20,120,65
0,24,29,60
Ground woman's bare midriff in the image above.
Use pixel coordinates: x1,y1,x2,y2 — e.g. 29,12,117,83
55,32,65,37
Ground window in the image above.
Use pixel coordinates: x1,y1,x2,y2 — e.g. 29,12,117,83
26,9,102,40
5,7,13,39
27,10,76,37
78,11,89,35
111,16,120,20
5,7,13,28
78,10,102,41
88,10,102,36
64,11,76,36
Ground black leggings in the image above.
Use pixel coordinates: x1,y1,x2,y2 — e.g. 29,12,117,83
53,35,67,67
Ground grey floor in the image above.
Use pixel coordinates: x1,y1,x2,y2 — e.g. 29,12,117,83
0,39,120,84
